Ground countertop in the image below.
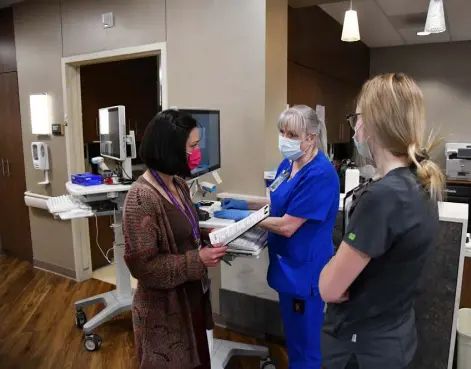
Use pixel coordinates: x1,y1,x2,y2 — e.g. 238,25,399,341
220,191,469,224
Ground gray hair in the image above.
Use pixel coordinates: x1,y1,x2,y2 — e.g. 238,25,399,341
277,105,327,152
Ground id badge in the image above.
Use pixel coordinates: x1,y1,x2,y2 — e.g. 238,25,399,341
269,170,289,192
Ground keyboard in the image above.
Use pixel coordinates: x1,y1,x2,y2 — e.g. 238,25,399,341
47,195,89,214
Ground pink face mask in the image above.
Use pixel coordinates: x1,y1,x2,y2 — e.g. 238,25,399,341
187,147,202,170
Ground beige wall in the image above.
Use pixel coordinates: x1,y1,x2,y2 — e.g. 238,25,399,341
370,41,471,168
166,0,287,314
265,0,287,170
61,0,166,57
167,0,267,197
15,0,74,273
13,0,288,289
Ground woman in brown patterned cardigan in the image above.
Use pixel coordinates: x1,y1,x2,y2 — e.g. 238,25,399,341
123,110,227,369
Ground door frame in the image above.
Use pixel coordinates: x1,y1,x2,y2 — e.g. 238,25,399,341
61,42,168,281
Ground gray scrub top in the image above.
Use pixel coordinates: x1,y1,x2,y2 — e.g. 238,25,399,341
322,167,439,369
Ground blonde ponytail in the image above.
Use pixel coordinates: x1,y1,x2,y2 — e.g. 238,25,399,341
407,141,445,202
357,73,446,202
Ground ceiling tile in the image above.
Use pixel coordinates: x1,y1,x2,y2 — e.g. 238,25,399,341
446,0,471,41
374,0,429,17
289,0,344,7
320,0,405,47
398,27,452,45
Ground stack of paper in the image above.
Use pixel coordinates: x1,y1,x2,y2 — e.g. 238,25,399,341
209,205,270,257
228,227,267,253
209,205,270,245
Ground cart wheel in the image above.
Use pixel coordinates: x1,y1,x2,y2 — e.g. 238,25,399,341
84,334,102,352
75,310,87,329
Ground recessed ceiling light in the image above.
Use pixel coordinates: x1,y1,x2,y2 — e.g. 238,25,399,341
417,31,431,36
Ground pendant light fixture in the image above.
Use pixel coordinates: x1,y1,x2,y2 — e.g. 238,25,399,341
341,0,360,42
424,0,446,33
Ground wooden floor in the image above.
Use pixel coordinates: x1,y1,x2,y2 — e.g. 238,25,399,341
0,256,287,369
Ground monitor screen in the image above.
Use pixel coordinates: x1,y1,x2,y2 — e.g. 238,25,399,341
99,106,126,161
181,109,221,178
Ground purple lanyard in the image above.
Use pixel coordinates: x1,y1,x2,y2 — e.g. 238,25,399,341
150,169,201,247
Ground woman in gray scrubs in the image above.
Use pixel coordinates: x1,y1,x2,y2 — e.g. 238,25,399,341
319,73,445,369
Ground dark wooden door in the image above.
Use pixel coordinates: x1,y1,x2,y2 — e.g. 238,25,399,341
80,56,159,143
0,7,17,74
0,73,7,254
0,72,33,262
80,56,159,270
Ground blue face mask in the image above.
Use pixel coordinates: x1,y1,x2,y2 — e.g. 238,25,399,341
353,135,373,161
278,136,305,161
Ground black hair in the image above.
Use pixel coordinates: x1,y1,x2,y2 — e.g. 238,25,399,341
140,109,198,177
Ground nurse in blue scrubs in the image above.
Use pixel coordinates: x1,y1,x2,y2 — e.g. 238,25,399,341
215,105,340,369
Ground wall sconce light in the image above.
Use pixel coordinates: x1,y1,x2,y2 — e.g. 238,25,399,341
30,94,51,135
341,0,361,42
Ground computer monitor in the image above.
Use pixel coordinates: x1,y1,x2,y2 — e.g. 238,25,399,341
181,109,221,178
99,105,126,161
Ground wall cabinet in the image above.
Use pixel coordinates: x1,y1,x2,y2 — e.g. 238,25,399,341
0,8,32,261
287,6,369,145
0,7,17,74
287,62,355,144
0,72,33,262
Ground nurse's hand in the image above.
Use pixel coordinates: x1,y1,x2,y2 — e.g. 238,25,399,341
214,209,250,221
221,198,249,210
199,245,228,267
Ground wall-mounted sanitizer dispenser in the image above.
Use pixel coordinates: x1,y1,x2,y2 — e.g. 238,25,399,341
31,142,50,184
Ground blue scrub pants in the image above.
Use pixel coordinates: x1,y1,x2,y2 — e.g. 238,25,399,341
279,292,325,369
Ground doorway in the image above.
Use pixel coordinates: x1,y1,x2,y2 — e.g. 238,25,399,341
80,56,160,271
61,43,168,281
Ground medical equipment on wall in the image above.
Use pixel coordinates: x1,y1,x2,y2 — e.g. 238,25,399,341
98,105,136,181
31,142,50,185
446,143,471,181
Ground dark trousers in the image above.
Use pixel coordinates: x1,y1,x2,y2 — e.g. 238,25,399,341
345,355,358,369
340,355,414,369
322,310,417,369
